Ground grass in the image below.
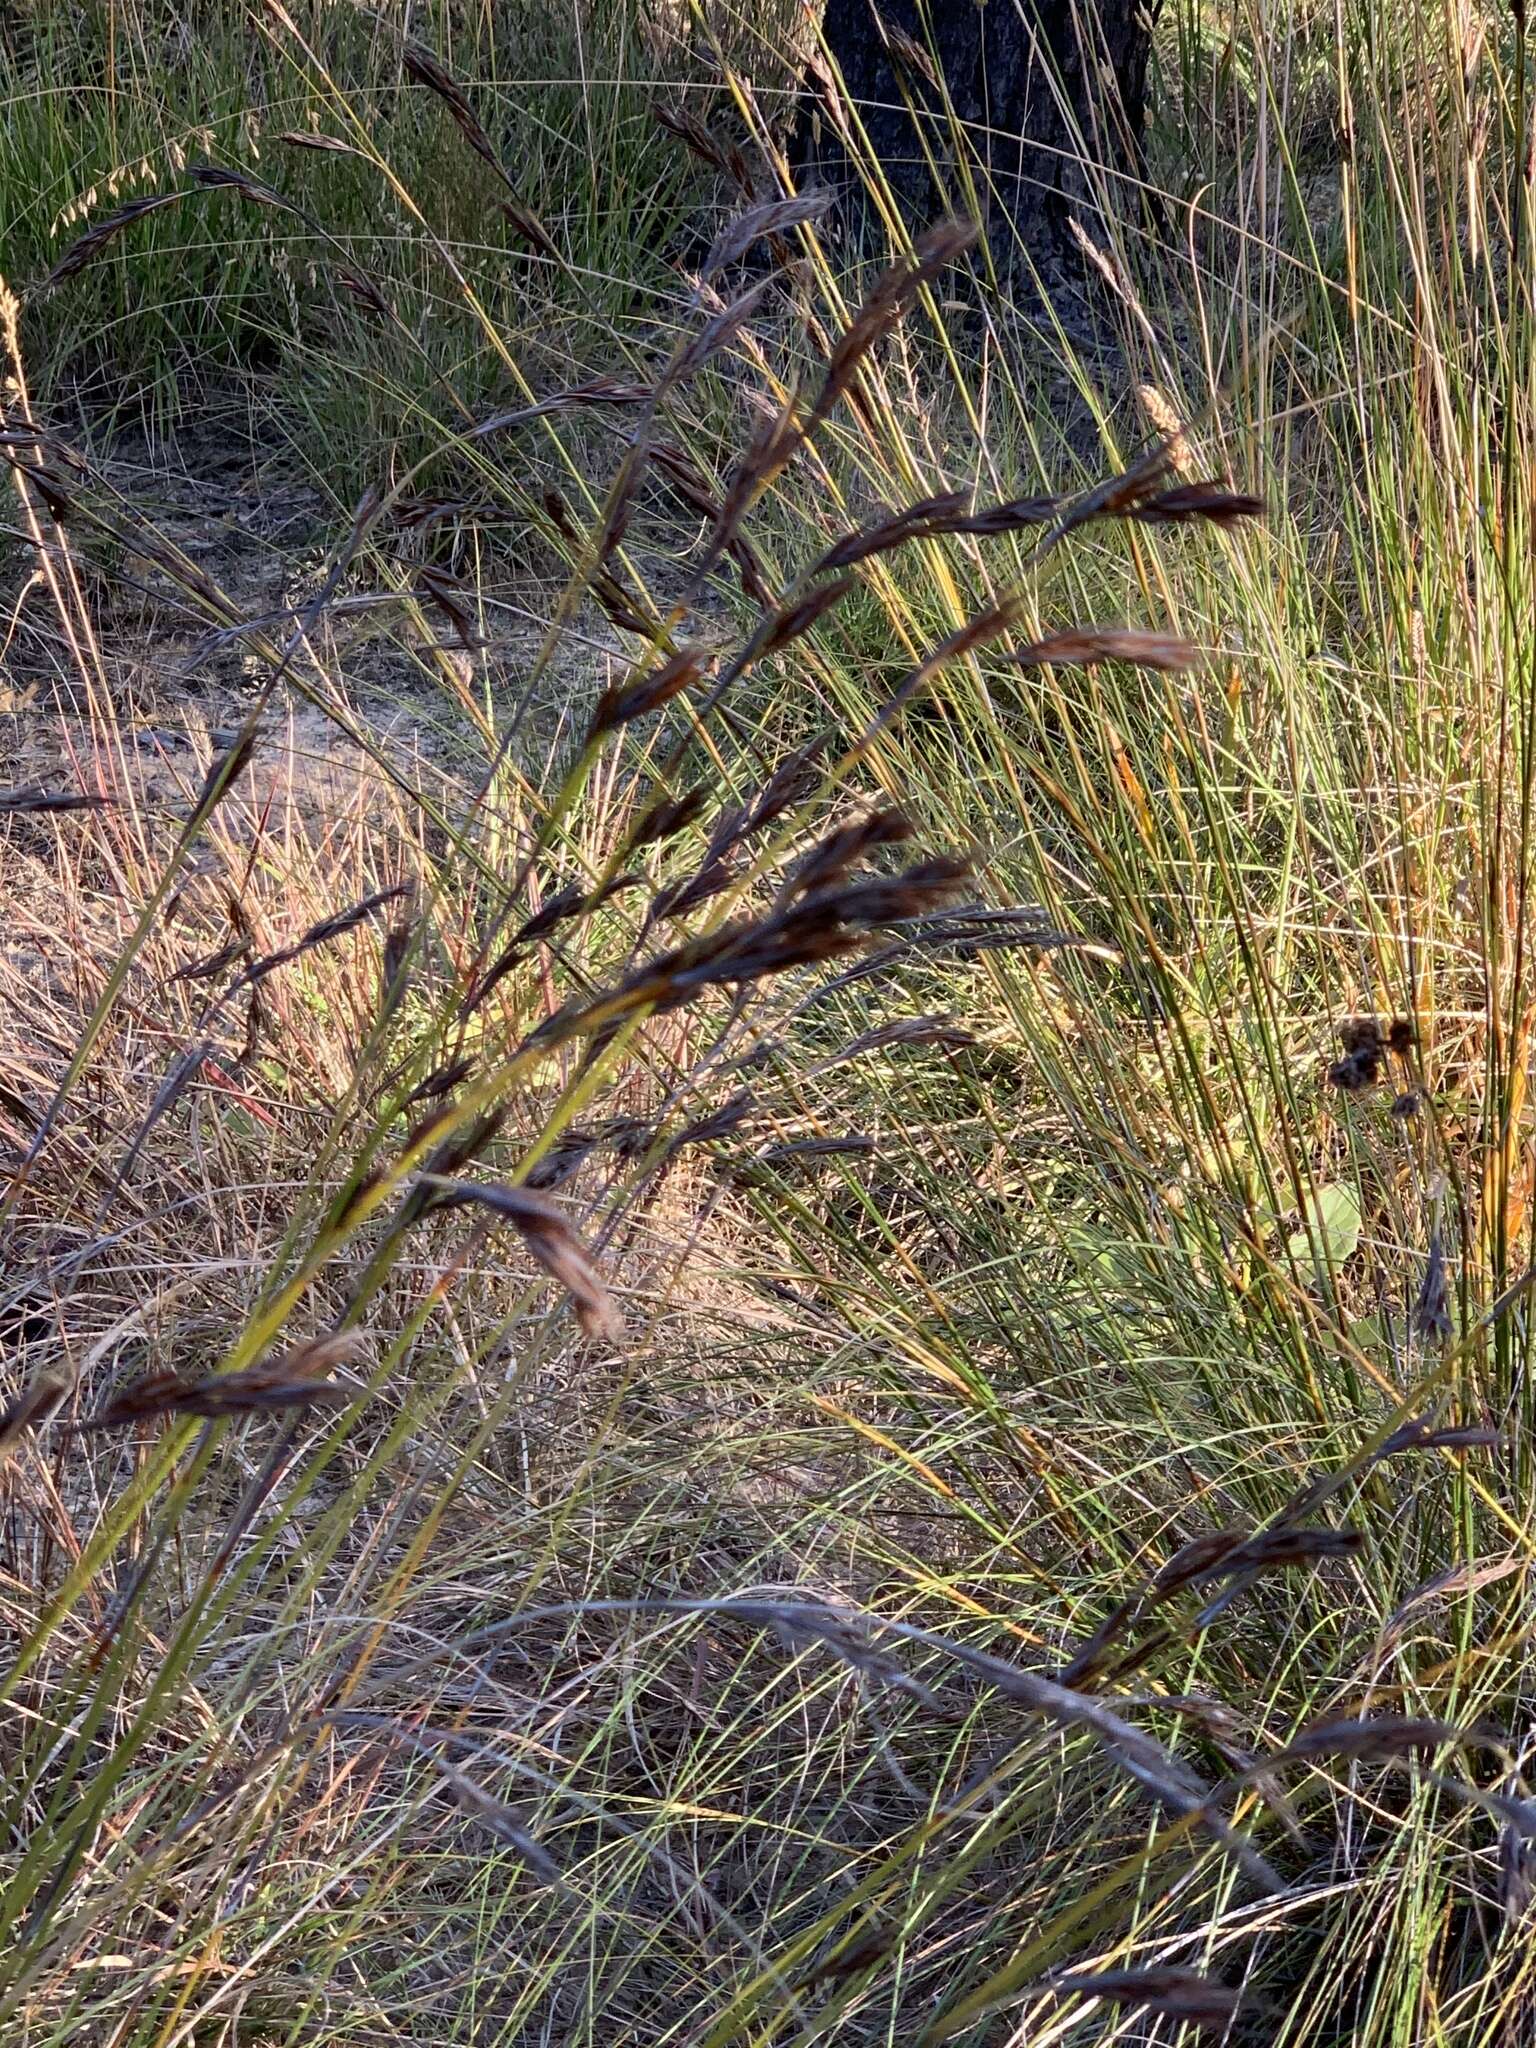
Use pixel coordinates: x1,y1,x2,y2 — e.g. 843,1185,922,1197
2,0,1535,2042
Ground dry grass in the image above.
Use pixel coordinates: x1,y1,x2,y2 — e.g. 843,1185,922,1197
2,1,1536,2043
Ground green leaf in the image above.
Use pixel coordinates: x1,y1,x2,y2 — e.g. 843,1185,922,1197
1288,1182,1361,1270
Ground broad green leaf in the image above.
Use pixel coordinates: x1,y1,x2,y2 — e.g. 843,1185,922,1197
1289,1182,1361,1270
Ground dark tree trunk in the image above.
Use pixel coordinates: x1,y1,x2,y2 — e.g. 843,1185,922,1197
794,0,1154,269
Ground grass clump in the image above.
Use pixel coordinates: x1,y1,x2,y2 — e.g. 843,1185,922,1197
3,2,1536,2044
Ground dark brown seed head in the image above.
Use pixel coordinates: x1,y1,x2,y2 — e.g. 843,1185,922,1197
542,487,579,544
627,788,707,851
512,883,589,945
1328,1048,1381,1091
458,941,528,1017
219,886,411,1000
1225,1525,1364,1573
78,1335,366,1429
419,1179,621,1340
468,381,651,444
756,1134,876,1169
77,1370,201,1431
701,192,833,278
1412,1229,1453,1341
588,643,710,738
1376,1415,1500,1456
381,917,415,997
815,491,971,571
43,191,186,288
417,1105,508,1180
402,43,502,174
1157,1523,1362,1592
0,1374,70,1458
1131,481,1266,526
803,854,973,927
400,1057,476,1110
649,442,725,521
415,564,478,651
1153,1528,1248,1593
1279,1715,1464,1762
948,492,1061,535
649,102,754,193
499,198,559,259
334,1165,387,1227
186,163,293,211
796,1924,898,1987
1043,1966,1242,2031
716,398,802,532
193,729,259,814
1340,1015,1385,1054
753,578,857,658
881,19,941,86
811,221,978,426
789,811,917,898
167,936,251,986
675,1094,756,1148
335,266,392,320
522,1131,601,1189
0,785,109,815
10,462,76,520
666,277,774,387
1011,626,1200,673
277,130,357,154
531,852,967,1050
831,1016,976,1059
652,101,733,173
389,496,477,531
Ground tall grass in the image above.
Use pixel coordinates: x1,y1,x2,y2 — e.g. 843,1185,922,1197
2,1,1535,2043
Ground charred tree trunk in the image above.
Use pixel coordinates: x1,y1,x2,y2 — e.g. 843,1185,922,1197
794,0,1155,271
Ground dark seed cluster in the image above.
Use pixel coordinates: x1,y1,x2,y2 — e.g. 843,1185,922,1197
1328,1014,1416,1092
